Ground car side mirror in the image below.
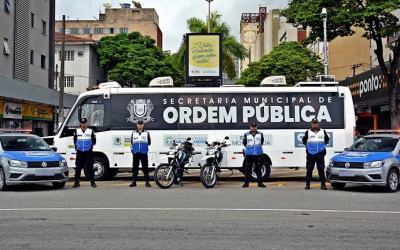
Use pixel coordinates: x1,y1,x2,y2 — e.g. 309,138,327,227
51,146,58,152
344,147,349,151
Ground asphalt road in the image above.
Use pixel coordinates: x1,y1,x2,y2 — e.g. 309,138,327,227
0,169,399,250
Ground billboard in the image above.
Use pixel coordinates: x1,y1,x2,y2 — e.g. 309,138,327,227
185,33,223,86
110,92,345,130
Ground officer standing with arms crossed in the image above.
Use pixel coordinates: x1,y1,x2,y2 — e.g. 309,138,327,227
242,122,266,188
73,118,97,188
129,120,151,188
302,118,330,190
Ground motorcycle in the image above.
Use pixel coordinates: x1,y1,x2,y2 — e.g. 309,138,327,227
154,137,195,189
199,136,230,188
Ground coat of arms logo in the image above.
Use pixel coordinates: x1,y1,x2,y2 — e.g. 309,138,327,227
127,99,154,123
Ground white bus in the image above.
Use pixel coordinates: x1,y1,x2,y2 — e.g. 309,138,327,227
46,82,355,180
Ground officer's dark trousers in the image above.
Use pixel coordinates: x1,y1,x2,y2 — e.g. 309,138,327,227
75,150,94,182
244,155,263,183
132,153,149,182
306,154,326,185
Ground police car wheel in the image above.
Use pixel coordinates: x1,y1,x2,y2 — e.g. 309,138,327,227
93,156,110,181
330,182,346,190
0,168,8,191
52,182,66,189
386,169,399,193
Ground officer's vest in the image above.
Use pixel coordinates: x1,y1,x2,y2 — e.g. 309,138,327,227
76,128,93,152
131,130,149,154
244,131,263,156
306,129,326,155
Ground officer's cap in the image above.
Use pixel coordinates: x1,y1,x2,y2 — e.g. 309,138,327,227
250,122,257,127
137,120,144,125
79,118,88,124
311,118,319,124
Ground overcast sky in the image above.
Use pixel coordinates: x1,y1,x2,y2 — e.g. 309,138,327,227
56,0,289,52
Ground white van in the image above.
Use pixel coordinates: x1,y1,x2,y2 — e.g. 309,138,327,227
45,82,355,180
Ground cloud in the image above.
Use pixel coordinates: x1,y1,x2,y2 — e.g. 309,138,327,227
56,0,289,52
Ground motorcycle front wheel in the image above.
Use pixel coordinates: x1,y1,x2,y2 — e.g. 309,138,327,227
154,163,175,189
200,164,217,188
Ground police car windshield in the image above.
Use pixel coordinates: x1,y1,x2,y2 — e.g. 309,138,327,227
0,136,51,151
348,137,398,152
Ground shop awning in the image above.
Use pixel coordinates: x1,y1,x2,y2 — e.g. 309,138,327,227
0,76,77,108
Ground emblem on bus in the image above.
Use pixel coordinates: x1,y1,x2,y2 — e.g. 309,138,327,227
127,99,154,123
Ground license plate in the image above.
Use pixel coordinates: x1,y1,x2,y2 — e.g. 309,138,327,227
35,169,55,176
339,170,354,177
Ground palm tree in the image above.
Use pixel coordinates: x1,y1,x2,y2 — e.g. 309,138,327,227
174,12,248,80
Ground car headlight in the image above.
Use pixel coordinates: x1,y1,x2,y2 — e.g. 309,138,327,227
363,160,384,169
8,159,28,168
59,159,67,168
328,159,334,168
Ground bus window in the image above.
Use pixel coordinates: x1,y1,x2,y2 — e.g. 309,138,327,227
61,96,109,137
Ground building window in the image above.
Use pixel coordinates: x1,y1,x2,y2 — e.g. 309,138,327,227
4,0,11,13
64,76,74,88
70,28,80,34
94,28,104,34
83,27,91,34
41,55,46,69
59,50,75,61
108,28,114,34
119,27,128,34
30,50,34,64
3,38,10,55
41,20,47,35
31,13,34,27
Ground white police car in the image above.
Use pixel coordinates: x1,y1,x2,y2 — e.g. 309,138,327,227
0,134,69,191
326,134,400,192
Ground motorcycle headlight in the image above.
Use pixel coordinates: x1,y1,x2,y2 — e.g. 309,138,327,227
363,160,384,169
8,159,28,168
207,149,215,155
59,159,67,168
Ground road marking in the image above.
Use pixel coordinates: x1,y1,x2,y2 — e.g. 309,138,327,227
0,207,399,214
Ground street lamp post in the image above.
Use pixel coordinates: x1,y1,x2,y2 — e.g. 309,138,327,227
206,0,213,33
321,7,328,76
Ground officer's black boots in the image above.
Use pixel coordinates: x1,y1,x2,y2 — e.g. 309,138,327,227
144,175,151,187
72,181,80,188
321,183,327,190
242,182,249,188
129,181,136,188
91,181,97,188
305,183,310,190
145,182,151,188
258,182,266,188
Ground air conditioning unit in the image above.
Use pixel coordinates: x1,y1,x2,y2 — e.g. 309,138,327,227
77,51,84,56
149,76,174,87
260,76,287,86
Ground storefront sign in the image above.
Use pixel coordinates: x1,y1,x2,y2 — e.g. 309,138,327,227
22,103,53,121
3,102,22,119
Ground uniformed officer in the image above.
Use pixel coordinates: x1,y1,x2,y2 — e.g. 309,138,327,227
242,122,266,188
302,118,330,190
129,120,151,188
73,118,97,188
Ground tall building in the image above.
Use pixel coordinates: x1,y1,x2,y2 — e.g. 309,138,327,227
55,3,163,48
0,0,76,136
54,33,105,95
240,7,267,70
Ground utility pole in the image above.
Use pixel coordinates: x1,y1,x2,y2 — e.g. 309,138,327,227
55,64,59,91
321,8,328,76
206,0,213,33
59,15,66,127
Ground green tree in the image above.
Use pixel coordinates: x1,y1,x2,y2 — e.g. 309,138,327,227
238,42,323,86
97,32,183,87
173,12,248,79
282,0,400,127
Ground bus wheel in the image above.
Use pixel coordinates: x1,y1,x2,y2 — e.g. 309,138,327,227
251,164,271,182
93,156,110,181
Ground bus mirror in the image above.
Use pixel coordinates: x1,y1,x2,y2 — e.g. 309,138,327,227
186,137,191,141
224,136,230,140
51,146,58,152
344,147,349,151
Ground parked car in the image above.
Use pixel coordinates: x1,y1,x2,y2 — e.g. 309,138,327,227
0,134,68,191
326,134,400,192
